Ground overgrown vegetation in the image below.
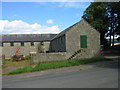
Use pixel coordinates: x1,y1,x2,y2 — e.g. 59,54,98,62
5,57,112,75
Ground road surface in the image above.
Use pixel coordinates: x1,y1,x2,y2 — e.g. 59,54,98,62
2,61,118,88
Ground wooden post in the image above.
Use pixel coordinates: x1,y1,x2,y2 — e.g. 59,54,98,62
29,52,36,65
2,54,5,66
29,54,32,65
31,54,33,65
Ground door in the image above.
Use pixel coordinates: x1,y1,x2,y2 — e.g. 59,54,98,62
80,35,87,48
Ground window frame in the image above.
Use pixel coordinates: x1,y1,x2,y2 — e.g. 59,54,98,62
10,42,14,46
0,42,3,47
40,41,44,46
21,42,24,46
31,42,34,46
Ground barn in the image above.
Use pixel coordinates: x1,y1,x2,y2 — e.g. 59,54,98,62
33,19,100,62
0,34,57,58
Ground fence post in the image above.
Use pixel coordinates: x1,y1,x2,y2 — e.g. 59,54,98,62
2,54,5,66
30,53,34,65
29,52,36,65
29,54,32,65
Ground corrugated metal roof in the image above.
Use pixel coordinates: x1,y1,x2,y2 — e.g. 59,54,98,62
0,34,57,42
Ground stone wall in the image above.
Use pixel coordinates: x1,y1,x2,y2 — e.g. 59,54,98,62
32,48,100,63
66,19,100,59
69,48,100,60
32,52,67,63
2,41,50,58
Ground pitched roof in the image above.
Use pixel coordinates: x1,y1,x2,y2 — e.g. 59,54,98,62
0,34,57,42
51,20,81,40
51,19,99,40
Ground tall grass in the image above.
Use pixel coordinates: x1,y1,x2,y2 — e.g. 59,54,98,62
6,57,111,75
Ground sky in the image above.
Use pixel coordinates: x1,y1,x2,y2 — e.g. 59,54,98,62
0,2,91,34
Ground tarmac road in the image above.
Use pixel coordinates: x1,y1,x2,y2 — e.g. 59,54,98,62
2,61,118,88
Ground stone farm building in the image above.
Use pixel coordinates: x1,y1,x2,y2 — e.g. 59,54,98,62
0,34,56,58
0,19,100,62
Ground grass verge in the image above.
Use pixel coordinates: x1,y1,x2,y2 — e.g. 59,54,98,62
5,57,112,75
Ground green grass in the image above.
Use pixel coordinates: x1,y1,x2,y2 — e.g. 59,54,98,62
5,57,111,75
7,66,33,74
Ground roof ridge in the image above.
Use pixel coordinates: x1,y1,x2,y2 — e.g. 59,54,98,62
1,34,57,42
51,19,83,40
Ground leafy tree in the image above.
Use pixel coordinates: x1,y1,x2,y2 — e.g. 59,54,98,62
37,43,44,53
82,2,109,47
82,2,120,47
107,2,120,46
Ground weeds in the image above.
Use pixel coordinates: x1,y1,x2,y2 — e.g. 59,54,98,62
6,57,111,75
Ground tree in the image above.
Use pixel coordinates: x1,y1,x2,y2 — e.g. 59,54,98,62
37,43,44,53
106,2,120,46
82,2,120,47
82,2,109,47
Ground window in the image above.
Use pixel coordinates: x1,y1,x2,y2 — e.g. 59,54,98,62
40,41,44,45
80,35,87,48
0,42,3,47
10,42,14,46
21,42,24,46
31,42,34,46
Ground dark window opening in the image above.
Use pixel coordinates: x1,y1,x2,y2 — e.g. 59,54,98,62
40,41,44,45
31,42,34,46
10,42,14,46
21,42,24,46
0,42,3,47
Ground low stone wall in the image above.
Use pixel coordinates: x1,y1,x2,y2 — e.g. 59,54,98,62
74,48,100,60
32,48,100,63
32,52,67,63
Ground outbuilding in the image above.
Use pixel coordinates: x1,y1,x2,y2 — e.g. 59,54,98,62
50,19,100,60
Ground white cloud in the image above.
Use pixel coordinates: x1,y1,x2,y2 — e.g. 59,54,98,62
34,2,90,9
46,19,54,24
0,20,60,34
58,2,90,9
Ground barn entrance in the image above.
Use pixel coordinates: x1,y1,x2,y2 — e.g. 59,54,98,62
80,35,87,48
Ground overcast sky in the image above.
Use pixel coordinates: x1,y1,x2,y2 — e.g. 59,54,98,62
1,2,91,34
